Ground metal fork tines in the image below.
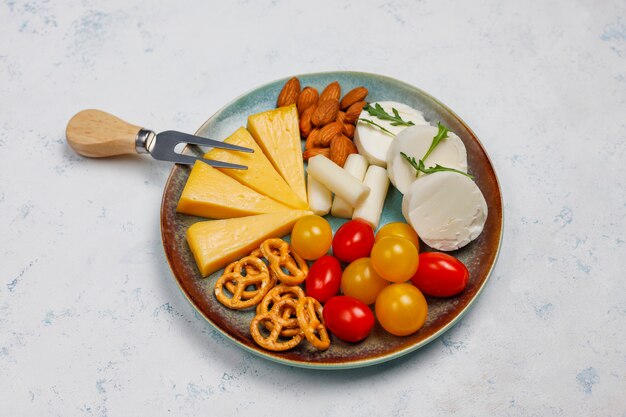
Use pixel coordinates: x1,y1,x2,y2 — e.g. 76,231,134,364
141,130,254,170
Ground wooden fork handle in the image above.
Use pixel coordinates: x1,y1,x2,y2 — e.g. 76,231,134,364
66,109,145,158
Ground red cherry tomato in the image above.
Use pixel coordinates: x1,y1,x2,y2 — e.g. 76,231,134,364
322,296,375,342
305,255,342,303
332,219,375,263
410,252,469,297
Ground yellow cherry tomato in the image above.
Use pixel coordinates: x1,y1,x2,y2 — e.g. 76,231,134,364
370,236,419,283
341,258,389,305
375,222,420,251
291,215,332,260
375,283,428,336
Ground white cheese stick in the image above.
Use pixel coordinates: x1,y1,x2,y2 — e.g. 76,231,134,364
307,155,370,207
353,165,389,229
331,154,369,218
307,174,332,216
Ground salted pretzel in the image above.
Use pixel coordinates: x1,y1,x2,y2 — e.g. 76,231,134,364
224,248,277,298
250,298,304,351
214,256,273,310
260,238,309,285
256,284,305,336
296,296,330,351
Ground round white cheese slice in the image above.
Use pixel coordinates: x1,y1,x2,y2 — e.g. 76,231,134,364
387,125,468,194
354,101,428,167
403,171,487,251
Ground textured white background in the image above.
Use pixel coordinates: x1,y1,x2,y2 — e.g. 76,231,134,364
1,0,625,416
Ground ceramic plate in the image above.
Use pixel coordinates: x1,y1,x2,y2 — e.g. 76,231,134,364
160,71,503,369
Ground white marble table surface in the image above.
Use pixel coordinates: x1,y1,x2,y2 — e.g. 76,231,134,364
1,0,625,415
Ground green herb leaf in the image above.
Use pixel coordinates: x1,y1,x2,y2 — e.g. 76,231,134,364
358,118,395,136
422,122,449,162
400,152,420,176
418,163,474,179
400,152,473,179
363,103,415,127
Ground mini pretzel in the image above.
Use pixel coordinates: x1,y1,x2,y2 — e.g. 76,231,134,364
296,297,330,351
260,238,309,285
250,298,304,351
224,248,277,298
250,247,279,284
256,284,305,336
214,256,273,310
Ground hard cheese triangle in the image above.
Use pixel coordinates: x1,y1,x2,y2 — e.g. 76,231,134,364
176,161,290,219
187,210,312,277
204,127,307,210
247,105,307,204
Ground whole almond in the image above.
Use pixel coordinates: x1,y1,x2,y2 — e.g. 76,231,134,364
297,87,319,114
336,110,346,124
311,99,339,126
317,122,343,147
303,147,330,161
340,87,368,110
305,128,321,149
299,104,316,138
344,100,367,124
342,122,355,139
320,81,341,102
330,134,358,167
277,77,301,107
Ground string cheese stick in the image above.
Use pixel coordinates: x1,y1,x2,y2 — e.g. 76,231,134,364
353,165,389,229
307,174,332,216
331,154,369,218
307,155,370,207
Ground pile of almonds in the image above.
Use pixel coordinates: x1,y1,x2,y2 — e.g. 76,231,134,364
276,77,368,167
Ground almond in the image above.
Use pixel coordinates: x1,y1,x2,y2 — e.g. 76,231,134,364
297,87,319,114
330,134,357,167
311,98,339,126
340,87,368,110
320,81,341,102
299,104,316,138
336,110,346,124
305,128,321,149
342,122,355,139
317,122,343,147
344,100,367,124
303,147,330,161
277,77,301,107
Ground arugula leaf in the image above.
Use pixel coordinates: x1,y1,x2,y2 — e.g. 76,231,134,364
400,152,474,179
400,152,421,174
418,163,473,179
422,122,449,162
358,118,395,136
363,103,415,127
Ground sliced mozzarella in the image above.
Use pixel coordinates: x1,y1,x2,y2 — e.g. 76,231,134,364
403,171,487,251
354,101,428,167
353,165,390,229
307,174,332,216
307,155,370,207
387,125,468,194
331,154,369,218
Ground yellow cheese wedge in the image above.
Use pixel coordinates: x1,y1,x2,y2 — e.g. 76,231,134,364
187,210,312,277
204,127,307,210
247,105,307,204
176,161,290,219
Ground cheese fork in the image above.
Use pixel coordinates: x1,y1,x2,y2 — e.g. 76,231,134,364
65,109,252,169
